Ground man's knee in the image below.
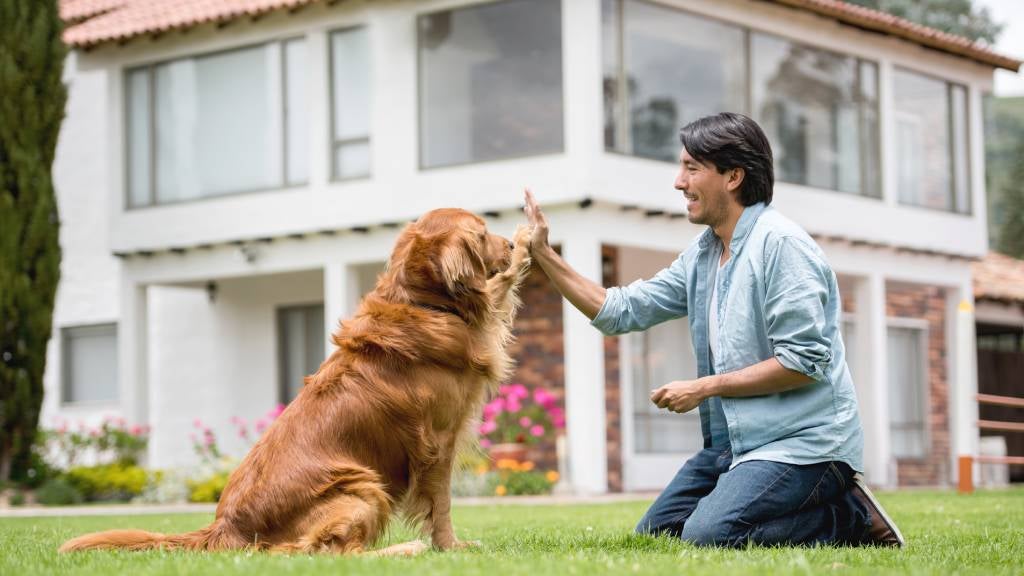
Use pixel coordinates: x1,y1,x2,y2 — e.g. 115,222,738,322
635,514,683,538
680,514,739,547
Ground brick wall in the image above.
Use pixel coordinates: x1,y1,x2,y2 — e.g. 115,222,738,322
508,260,565,472
602,246,623,492
837,280,950,486
886,284,950,487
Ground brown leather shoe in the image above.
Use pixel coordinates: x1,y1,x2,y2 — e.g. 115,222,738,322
851,474,905,547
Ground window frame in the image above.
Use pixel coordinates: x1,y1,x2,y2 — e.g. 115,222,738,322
124,37,309,210
61,323,119,407
415,0,566,171
276,302,325,405
891,65,972,215
885,317,931,461
328,25,372,182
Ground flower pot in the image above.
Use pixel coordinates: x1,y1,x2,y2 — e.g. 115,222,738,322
488,442,529,466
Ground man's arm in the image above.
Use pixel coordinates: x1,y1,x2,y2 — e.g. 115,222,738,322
525,189,606,319
651,359,811,413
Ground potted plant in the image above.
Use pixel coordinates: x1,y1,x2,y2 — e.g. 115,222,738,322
479,384,564,465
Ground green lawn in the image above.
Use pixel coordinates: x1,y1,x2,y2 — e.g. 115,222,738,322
1,489,1021,575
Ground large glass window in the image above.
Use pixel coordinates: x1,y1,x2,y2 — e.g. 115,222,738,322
277,304,325,404
893,68,970,213
629,322,703,454
62,325,118,404
418,0,563,168
603,0,746,162
751,33,880,197
330,27,371,180
887,325,928,459
126,39,307,207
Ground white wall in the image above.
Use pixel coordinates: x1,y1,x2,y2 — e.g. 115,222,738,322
147,270,323,467
40,51,122,429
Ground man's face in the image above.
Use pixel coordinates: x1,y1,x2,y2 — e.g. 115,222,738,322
674,148,735,227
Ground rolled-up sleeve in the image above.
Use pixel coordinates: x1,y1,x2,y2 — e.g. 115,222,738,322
591,253,688,335
764,236,833,381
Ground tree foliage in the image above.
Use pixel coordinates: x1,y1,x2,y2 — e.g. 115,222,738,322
997,138,1024,259
846,0,1003,44
0,0,66,481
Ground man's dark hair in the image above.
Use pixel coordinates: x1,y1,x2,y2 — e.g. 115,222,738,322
679,112,774,206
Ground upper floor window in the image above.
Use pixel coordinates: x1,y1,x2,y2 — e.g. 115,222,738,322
602,0,746,162
62,324,118,405
602,0,882,199
751,33,880,197
330,27,371,180
418,0,564,169
893,68,971,214
126,39,308,208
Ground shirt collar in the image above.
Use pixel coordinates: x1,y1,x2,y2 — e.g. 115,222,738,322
697,202,768,253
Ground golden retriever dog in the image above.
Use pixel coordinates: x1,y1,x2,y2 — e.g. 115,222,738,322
60,208,532,556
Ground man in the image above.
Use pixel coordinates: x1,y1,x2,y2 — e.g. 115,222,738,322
523,113,903,547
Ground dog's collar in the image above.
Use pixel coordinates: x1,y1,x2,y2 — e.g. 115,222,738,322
411,301,468,324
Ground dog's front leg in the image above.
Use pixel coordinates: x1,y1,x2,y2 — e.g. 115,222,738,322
487,225,532,319
418,449,476,551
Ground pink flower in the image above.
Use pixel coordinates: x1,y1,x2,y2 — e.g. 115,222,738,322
519,416,532,428
534,389,557,409
204,435,215,447
479,439,492,448
511,384,529,399
506,398,522,413
130,425,143,436
269,404,285,419
193,418,203,429
530,424,545,437
255,418,269,434
479,421,497,435
483,400,503,419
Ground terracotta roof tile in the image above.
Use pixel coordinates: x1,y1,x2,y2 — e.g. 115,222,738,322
973,251,1024,304
770,0,1020,71
62,0,320,47
58,0,1021,71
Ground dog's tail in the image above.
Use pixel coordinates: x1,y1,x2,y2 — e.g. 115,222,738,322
59,520,239,553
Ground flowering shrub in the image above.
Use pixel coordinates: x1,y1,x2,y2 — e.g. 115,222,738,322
479,385,564,447
487,459,559,496
190,404,285,464
41,417,150,468
184,404,285,503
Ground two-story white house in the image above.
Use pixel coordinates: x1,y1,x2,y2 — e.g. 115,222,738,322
45,0,1021,493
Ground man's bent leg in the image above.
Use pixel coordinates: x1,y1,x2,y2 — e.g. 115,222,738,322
635,447,731,537
681,460,867,547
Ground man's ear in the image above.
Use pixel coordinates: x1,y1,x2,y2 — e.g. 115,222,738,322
726,166,745,194
436,232,486,296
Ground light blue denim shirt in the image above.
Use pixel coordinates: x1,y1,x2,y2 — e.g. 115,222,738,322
593,202,863,472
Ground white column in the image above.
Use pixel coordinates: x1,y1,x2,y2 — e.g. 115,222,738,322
948,285,979,485
560,235,608,494
853,273,892,486
323,263,350,357
562,0,603,183
118,275,149,435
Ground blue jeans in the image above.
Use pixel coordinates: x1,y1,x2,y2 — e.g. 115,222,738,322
636,447,870,547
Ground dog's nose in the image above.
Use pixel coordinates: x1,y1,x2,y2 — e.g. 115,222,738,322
508,240,515,250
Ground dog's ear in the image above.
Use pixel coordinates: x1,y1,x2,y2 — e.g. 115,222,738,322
436,231,486,297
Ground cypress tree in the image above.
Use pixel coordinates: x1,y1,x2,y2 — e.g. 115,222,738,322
0,0,66,481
